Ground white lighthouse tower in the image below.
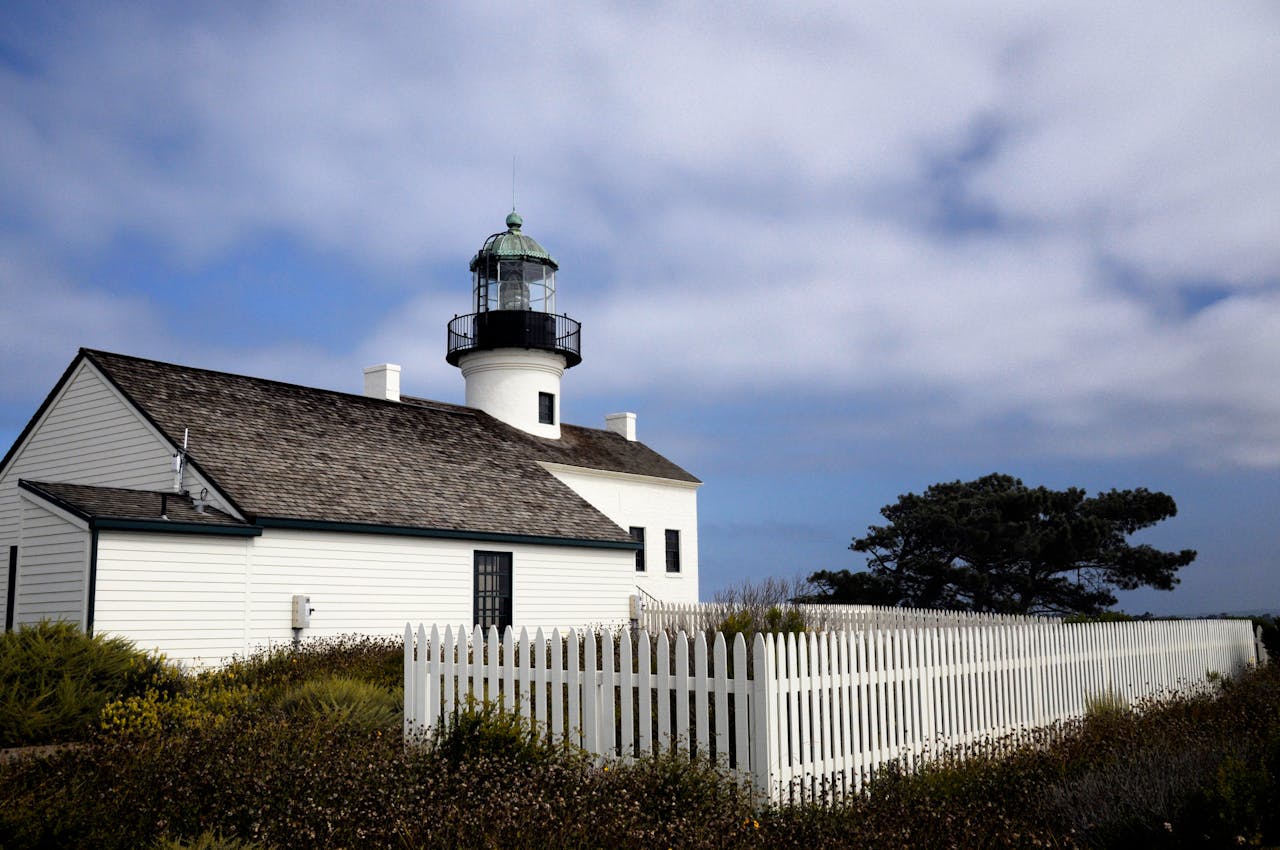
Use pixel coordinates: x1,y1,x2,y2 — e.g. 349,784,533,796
446,211,581,438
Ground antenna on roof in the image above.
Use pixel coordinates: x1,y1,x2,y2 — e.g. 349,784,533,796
512,154,517,212
171,428,189,494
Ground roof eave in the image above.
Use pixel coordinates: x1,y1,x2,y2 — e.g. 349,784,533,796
254,516,639,549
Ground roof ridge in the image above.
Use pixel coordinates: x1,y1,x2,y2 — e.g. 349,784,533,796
82,348,412,410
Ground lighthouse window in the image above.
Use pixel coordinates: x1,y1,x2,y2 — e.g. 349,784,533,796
665,529,681,573
538,392,555,425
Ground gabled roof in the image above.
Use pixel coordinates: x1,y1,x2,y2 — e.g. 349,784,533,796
37,349,695,547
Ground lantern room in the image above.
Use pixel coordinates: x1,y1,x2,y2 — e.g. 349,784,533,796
472,211,557,313
446,211,581,368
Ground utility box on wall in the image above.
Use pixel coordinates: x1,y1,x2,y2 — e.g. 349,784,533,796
291,594,312,629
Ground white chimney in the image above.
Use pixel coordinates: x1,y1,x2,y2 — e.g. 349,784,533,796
605,411,637,441
363,363,401,402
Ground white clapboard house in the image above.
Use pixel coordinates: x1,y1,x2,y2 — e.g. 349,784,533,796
0,211,700,664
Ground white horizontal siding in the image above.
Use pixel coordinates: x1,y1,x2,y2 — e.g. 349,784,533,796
16,499,89,627
511,546,635,628
251,529,635,648
544,465,700,605
0,361,235,626
69,525,643,665
93,532,252,666
248,529,475,648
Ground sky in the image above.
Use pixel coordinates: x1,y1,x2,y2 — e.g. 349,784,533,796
1,2,1277,616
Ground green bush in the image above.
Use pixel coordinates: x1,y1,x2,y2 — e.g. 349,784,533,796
277,674,399,733
100,682,253,738
430,699,568,768
0,620,180,747
716,605,807,644
1083,688,1130,724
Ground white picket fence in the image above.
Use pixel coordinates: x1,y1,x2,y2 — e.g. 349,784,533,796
638,599,1055,633
403,618,1258,803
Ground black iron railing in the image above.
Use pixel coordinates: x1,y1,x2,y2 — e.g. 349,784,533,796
446,311,582,367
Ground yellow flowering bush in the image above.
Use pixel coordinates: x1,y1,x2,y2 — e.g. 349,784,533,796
100,683,251,737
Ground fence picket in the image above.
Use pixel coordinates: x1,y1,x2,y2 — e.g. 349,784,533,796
581,628,596,753
470,625,484,706
551,628,564,745
638,630,652,756
568,627,583,747
442,625,456,720
656,632,671,751
713,632,728,765
694,632,709,759
534,628,548,736
732,633,749,773
675,632,690,752
600,630,615,758
518,628,532,721
619,629,634,759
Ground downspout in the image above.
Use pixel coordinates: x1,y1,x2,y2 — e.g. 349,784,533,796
4,546,15,632
86,528,99,636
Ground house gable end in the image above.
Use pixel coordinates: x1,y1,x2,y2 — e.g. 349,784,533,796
0,355,241,559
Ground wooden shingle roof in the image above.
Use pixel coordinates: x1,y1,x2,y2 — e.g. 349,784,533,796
20,479,250,528
77,349,694,546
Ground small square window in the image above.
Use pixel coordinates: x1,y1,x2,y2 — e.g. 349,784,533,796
538,392,555,425
665,529,680,573
630,527,645,572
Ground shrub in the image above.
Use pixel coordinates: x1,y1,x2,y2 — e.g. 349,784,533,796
101,682,253,738
209,634,402,701
0,620,180,747
1083,688,1130,724
713,576,811,643
429,698,567,768
277,674,399,733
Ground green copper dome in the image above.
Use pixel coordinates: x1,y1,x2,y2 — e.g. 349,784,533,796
469,210,558,272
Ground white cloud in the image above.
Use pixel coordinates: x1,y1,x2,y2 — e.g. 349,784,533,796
1,1,1278,470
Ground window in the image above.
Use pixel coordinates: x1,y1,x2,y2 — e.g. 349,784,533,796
538,392,555,425
630,527,645,572
474,551,512,631
665,529,681,573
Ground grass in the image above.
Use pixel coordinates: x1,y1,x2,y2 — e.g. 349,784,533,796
0,624,1277,848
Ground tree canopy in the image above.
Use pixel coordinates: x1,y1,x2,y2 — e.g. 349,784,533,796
806,473,1196,616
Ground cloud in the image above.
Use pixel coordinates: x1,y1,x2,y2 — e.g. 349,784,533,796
1,1,1278,472
0,246,162,398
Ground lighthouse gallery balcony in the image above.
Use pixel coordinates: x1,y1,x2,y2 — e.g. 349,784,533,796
446,310,582,367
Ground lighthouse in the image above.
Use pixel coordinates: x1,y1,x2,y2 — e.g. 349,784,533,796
445,210,581,438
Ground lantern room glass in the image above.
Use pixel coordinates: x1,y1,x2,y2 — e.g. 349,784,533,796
474,259,556,314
